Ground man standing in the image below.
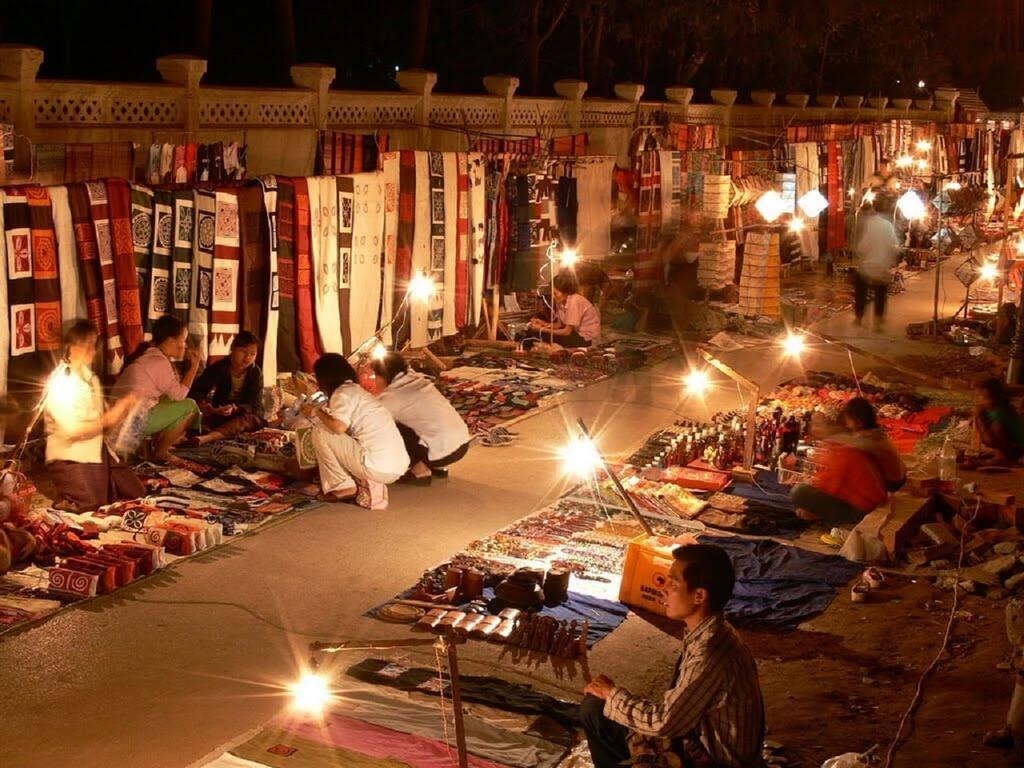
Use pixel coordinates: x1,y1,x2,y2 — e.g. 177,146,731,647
853,201,900,330
581,544,764,768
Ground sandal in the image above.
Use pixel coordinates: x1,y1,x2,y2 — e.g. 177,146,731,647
430,468,449,479
851,582,870,603
863,568,885,589
399,473,432,486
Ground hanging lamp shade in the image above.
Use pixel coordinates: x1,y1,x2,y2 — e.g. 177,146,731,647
755,190,785,222
896,190,926,220
797,189,829,218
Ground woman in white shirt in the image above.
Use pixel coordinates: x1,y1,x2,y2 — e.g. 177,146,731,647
529,271,601,348
45,320,146,510
371,353,471,484
302,354,409,502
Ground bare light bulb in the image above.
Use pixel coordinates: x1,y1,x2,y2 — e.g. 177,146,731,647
781,332,806,358
290,672,332,715
371,343,387,362
683,369,711,395
560,435,602,478
788,217,805,233
407,272,436,303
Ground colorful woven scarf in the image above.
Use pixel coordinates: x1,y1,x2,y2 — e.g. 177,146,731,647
26,186,63,355
238,184,269,341
50,186,85,324
67,184,106,346
317,131,388,175
467,152,487,327
129,184,154,336
550,133,589,156
172,189,195,326
275,178,300,373
427,151,446,344
85,181,124,374
148,189,174,332
394,151,417,348
634,150,663,291
257,176,280,385
336,175,354,356
209,190,242,362
189,190,216,361
3,190,36,363
455,152,470,330
380,153,400,345
349,172,385,355
65,145,93,183
826,141,846,251
293,178,321,371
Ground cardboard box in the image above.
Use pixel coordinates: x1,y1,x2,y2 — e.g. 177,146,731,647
618,535,679,616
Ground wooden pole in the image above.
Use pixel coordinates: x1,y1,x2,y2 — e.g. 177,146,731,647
696,347,760,469
576,417,655,536
444,632,470,768
489,285,500,340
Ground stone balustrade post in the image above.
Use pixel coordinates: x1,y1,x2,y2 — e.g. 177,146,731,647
291,64,337,131
554,79,587,130
484,75,519,136
156,54,208,135
0,45,44,144
614,82,644,129
397,69,437,150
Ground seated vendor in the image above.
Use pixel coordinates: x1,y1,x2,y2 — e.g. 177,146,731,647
974,377,1024,464
304,354,409,502
45,320,146,510
112,315,201,461
187,331,264,447
371,352,471,483
790,401,894,524
581,544,764,768
831,397,906,491
529,272,601,348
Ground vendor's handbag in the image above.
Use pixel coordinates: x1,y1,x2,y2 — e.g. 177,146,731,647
0,460,36,521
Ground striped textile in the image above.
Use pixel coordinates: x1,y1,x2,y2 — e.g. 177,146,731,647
172,189,195,325
394,151,417,347
209,189,242,362
106,179,144,357
455,152,470,330
485,155,511,289
67,184,107,346
423,152,445,345
275,178,301,373
148,189,174,331
0,197,7,433
26,186,63,354
293,178,321,371
317,130,388,175
550,132,589,156
380,153,400,345
634,150,663,291
826,141,846,251
50,186,86,324
85,181,125,374
4,190,37,361
467,152,487,326
440,153,457,337
130,184,155,336
258,176,280,385
349,172,385,355
409,152,431,348
238,184,270,342
189,190,216,362
605,614,764,768
310,177,343,354
659,151,683,235
336,175,354,355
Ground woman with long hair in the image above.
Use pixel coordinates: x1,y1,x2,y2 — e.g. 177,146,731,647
45,320,146,510
112,315,201,461
187,331,264,446
303,353,409,502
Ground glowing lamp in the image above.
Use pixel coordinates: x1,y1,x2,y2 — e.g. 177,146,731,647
407,272,436,303
861,189,876,206
895,155,914,169
781,332,806,358
558,248,579,268
788,217,805,233
916,139,932,153
560,435,602,478
945,180,962,191
683,369,711,395
47,365,78,407
979,263,999,282
1016,238,1024,256
917,79,926,89
847,187,856,198
915,159,929,172
755,190,786,223
290,672,332,715
896,190,927,221
370,343,388,362
797,189,829,218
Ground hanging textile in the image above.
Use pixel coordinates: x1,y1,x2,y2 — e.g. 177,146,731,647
189,190,216,362
209,190,242,362
350,172,386,354
2,190,36,365
380,153,400,345
475,137,543,156
455,152,470,330
826,141,846,251
408,152,432,348
275,179,300,374
635,150,662,291
554,175,578,247
658,151,683,234
293,178,321,371
67,185,107,356
310,177,343,354
791,142,821,263
238,184,270,342
171,189,195,327
317,131,388,175
26,187,62,356
50,186,86,324
129,184,155,336
485,155,511,290
148,189,174,332
502,172,551,293
440,152,458,338
85,181,124,375
697,240,737,291
0,197,7,439
575,158,613,261
336,175,354,356
106,179,144,357
739,231,781,319
258,176,280,385
467,152,487,327
550,133,589,156
1,124,13,180
393,151,417,347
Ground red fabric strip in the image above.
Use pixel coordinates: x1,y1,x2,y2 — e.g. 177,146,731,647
293,177,321,371
105,179,144,356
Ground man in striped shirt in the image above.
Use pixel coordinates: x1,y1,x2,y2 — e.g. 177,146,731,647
581,544,765,767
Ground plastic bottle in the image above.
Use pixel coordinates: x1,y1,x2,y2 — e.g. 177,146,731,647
939,434,957,483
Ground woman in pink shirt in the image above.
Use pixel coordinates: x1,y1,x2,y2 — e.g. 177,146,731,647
113,316,201,460
529,272,601,348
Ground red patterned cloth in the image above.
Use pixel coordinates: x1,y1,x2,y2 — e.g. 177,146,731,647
25,186,62,354
394,151,417,347
67,184,106,344
85,181,125,374
317,131,388,175
238,184,270,341
455,155,470,329
105,179,144,356
826,141,846,251
550,133,590,156
293,178,320,372
275,178,300,373
634,150,662,290
209,189,242,362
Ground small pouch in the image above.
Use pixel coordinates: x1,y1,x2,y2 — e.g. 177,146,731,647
416,607,447,630
470,615,502,638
